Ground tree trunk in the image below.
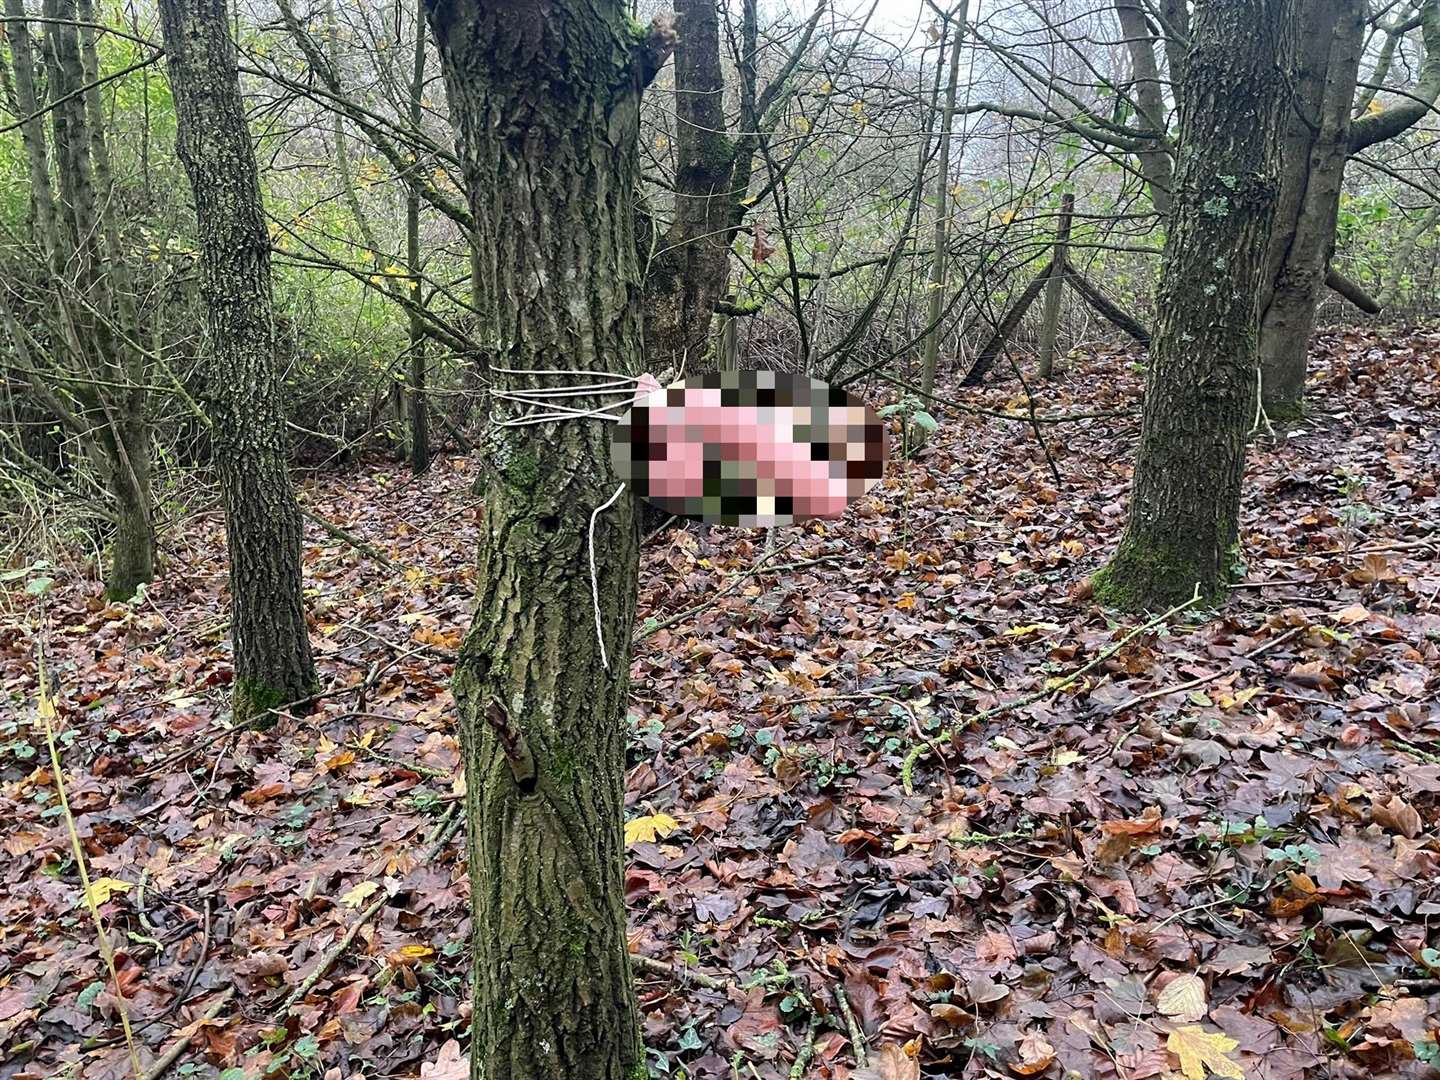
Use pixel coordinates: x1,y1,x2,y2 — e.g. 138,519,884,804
422,0,671,1076
158,0,318,720
1257,0,1440,414
643,0,736,373
406,0,430,474
38,0,158,600
919,2,968,404
1037,192,1074,378
1256,0,1364,418
1114,0,1175,214
1093,0,1293,610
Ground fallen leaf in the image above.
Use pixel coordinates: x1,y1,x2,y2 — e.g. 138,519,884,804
1010,1030,1056,1075
854,1042,920,1080
82,877,132,907
420,1039,468,1080
1157,973,1209,1023
340,881,380,908
625,812,679,845
1166,1025,1244,1080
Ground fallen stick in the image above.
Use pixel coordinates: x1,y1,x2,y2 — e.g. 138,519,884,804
140,988,235,1080
630,953,727,991
789,1014,818,1080
1109,625,1306,754
279,804,464,1013
299,506,399,572
634,537,813,641
902,585,1204,793
833,984,868,1067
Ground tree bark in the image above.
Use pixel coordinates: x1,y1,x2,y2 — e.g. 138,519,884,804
1256,0,1364,418
919,2,968,404
959,257,1053,386
1037,192,1074,378
421,0,672,1076
643,0,737,373
1093,0,1294,610
1063,265,1151,346
1114,0,1175,214
158,0,318,719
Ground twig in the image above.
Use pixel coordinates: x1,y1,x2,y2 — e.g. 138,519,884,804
140,987,236,1080
789,1013,818,1080
833,984,868,1067
1111,625,1304,714
35,642,143,1080
299,506,400,571
630,953,727,991
634,537,814,641
901,585,1204,793
1109,625,1306,754
278,803,463,1014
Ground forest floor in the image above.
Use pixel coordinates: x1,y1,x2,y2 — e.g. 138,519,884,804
2,328,1439,1080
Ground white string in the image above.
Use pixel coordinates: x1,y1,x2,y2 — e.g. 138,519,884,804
486,368,650,669
488,366,654,428
589,482,627,670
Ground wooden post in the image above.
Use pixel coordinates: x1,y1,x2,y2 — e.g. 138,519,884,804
1037,192,1074,379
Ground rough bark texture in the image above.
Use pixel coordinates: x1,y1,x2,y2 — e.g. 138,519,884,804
421,0,667,1076
1257,0,1364,417
960,258,1053,386
158,0,318,718
643,0,736,373
1093,0,1293,611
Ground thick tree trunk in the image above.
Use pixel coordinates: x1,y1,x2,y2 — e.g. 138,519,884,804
422,0,671,1076
1093,0,1293,610
158,0,318,719
1257,0,1364,418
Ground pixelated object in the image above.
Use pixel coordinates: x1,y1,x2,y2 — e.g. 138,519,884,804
611,370,887,526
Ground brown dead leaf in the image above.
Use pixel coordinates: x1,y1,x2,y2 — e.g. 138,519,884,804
854,1043,920,1080
1372,794,1423,838
420,1039,468,1080
1156,973,1209,1023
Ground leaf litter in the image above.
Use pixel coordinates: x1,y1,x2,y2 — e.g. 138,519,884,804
1,329,1437,1079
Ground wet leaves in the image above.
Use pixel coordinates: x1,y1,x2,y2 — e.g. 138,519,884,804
2,332,1439,1078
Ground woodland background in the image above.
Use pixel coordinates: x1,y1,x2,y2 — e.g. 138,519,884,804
1,0,1439,1079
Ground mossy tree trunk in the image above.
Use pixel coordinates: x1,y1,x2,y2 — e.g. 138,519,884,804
422,0,673,1076
158,0,318,720
1093,0,1294,611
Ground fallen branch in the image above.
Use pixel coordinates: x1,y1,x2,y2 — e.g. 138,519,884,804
901,585,1204,793
278,804,463,1014
634,538,823,641
140,988,236,1080
299,507,399,572
833,984,868,1068
1109,625,1306,754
